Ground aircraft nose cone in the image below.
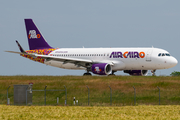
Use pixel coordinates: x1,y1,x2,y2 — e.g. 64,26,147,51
170,57,178,67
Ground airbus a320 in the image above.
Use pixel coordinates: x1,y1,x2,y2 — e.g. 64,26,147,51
6,19,178,76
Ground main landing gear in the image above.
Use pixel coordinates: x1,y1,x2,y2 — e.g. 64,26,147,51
151,70,156,76
83,72,92,76
83,64,92,76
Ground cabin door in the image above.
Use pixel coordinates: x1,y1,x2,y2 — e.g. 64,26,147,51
146,49,153,62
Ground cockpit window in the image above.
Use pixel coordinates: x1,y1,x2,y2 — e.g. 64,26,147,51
158,53,171,57
166,53,170,56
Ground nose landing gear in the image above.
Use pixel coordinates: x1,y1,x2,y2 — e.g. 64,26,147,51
151,70,156,76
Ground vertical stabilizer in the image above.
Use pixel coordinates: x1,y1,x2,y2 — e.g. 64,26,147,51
24,19,52,50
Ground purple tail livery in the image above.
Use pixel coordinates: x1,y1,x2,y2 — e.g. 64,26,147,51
25,19,52,50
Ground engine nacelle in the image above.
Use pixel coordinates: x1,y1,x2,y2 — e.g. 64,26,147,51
91,63,112,75
124,70,148,76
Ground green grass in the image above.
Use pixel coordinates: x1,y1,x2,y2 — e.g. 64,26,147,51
1,105,180,119
0,76,180,106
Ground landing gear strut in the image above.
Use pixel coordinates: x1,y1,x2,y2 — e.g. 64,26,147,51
83,66,92,76
151,70,156,76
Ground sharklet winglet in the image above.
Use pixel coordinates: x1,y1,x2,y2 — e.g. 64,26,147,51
15,40,26,53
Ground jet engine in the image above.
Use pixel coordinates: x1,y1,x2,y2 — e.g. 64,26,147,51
124,70,148,76
91,63,112,75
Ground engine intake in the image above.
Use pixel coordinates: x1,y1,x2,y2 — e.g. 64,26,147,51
124,70,148,76
91,63,112,75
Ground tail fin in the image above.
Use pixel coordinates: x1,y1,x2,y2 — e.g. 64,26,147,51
24,19,52,50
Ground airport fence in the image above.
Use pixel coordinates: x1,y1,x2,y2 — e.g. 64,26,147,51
3,84,180,106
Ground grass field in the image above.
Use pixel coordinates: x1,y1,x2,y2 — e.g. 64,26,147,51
1,105,180,119
0,76,180,106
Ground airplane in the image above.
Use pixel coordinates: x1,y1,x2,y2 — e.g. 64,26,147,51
6,19,178,76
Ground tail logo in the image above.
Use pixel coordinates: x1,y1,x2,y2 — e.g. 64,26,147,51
28,30,41,39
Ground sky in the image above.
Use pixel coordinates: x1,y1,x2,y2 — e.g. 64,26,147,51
0,0,180,76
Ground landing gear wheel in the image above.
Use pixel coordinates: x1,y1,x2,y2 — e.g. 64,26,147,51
83,73,92,76
108,74,115,76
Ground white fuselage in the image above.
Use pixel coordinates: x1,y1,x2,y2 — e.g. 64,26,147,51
44,47,178,71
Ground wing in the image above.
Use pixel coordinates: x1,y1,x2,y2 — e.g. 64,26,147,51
6,50,113,67
5,40,37,57
5,51,24,54
36,54,92,67
5,40,114,67
35,54,114,67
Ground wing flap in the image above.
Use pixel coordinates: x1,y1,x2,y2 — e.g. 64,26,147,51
35,54,92,63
